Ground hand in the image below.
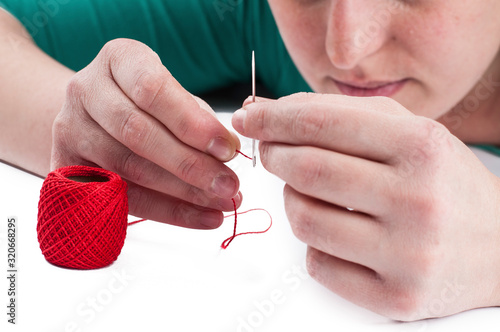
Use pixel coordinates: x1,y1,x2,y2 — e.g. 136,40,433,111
52,38,242,229
232,92,500,320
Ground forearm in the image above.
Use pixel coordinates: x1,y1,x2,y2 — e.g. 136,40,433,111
0,10,74,176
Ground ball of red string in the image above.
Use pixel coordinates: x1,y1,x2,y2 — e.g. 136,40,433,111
37,165,128,270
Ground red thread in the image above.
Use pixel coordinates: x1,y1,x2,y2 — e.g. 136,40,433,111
236,150,252,160
220,149,272,249
127,219,146,226
220,198,272,249
37,166,128,270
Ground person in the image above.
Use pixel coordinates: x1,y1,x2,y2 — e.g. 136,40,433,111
0,0,499,321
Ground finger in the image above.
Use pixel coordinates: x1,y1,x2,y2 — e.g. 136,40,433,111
68,71,239,199
52,111,242,209
277,92,412,116
194,94,245,161
306,247,386,318
261,143,393,215
127,182,224,229
98,145,243,212
284,185,382,269
232,93,417,163
102,39,239,161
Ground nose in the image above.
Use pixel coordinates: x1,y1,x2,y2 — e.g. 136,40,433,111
326,1,392,70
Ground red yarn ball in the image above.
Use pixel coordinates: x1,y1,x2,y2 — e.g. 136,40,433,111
37,166,128,269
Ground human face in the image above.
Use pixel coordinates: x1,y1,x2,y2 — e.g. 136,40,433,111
267,0,500,118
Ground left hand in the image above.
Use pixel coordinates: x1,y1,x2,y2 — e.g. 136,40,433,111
232,92,500,321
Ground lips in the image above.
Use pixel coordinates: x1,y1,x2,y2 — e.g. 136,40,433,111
332,78,408,97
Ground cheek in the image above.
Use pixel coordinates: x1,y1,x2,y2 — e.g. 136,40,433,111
269,1,330,89
391,5,500,117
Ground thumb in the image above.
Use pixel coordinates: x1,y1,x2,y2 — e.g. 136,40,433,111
242,95,274,107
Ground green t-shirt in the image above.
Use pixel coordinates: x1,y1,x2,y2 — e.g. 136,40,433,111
0,0,311,96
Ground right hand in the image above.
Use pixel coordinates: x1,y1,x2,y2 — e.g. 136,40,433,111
51,39,242,229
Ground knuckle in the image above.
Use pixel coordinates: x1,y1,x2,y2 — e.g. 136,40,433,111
170,202,197,227
102,38,160,64
100,39,127,69
189,187,212,208
385,286,425,321
52,114,70,143
65,72,87,102
409,118,450,161
395,119,452,178
305,248,323,281
52,111,82,158
174,117,191,141
175,117,192,140
411,192,441,223
295,155,326,190
176,153,203,183
120,112,155,153
101,39,164,106
258,142,272,167
131,70,165,111
291,105,329,141
254,106,272,140
409,247,444,279
403,222,447,277
115,151,145,184
101,38,126,52
76,137,93,157
174,111,207,142
408,186,450,229
127,186,155,218
386,219,446,276
391,187,449,234
101,38,138,61
285,195,314,243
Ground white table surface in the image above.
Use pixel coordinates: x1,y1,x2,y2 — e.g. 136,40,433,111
2,112,500,332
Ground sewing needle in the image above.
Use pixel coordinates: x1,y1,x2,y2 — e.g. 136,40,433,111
251,51,257,167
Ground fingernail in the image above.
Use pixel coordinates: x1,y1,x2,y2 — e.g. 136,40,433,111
243,96,253,106
232,108,247,132
234,191,243,206
218,192,242,211
200,212,223,229
207,137,234,161
211,174,238,198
